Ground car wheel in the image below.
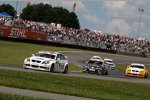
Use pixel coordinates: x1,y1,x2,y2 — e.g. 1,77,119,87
97,70,102,75
63,65,68,74
50,64,54,72
144,73,148,78
82,68,87,73
104,69,108,75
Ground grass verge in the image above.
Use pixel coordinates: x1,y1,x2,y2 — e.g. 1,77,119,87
0,93,46,100
69,64,82,71
0,40,77,67
0,69,150,100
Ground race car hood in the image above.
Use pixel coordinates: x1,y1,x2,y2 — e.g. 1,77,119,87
86,64,104,69
87,64,98,67
29,56,55,63
129,67,144,72
105,62,114,65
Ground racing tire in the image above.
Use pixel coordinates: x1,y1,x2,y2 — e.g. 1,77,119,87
82,69,87,73
23,65,28,69
50,64,54,72
97,70,102,75
63,65,68,74
144,73,148,78
104,69,108,75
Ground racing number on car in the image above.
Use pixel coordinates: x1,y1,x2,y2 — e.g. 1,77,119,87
60,63,65,69
56,61,60,68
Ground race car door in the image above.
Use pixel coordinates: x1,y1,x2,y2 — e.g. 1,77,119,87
56,54,66,72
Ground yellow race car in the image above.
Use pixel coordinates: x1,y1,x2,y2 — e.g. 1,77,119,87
125,63,148,78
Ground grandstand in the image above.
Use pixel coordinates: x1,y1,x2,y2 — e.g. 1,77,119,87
0,18,150,57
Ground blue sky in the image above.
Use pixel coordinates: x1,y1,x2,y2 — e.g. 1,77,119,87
0,0,150,40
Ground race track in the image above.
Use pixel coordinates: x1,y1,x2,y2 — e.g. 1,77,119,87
62,51,150,83
0,51,150,84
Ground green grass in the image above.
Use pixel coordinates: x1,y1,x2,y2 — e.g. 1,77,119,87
69,64,82,71
1,40,150,100
116,64,127,71
0,69,150,100
0,40,89,71
0,40,78,67
0,93,46,100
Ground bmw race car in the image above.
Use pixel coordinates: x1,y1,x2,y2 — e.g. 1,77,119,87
82,59,108,75
125,63,148,78
23,51,69,73
104,58,115,70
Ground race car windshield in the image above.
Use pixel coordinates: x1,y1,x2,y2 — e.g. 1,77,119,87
105,60,113,63
35,53,55,59
88,60,103,65
130,65,144,69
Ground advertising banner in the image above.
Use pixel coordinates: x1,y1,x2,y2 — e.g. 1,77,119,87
0,26,46,41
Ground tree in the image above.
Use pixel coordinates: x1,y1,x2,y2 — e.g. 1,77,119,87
21,3,52,21
66,12,80,28
20,3,80,28
0,4,16,17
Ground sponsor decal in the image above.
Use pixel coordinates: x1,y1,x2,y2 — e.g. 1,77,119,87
9,28,26,38
48,60,54,62
60,63,65,69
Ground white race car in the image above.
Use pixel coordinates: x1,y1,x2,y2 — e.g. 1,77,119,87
104,58,115,70
23,51,69,73
90,56,102,60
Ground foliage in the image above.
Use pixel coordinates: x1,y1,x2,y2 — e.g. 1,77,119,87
20,3,80,28
0,4,16,17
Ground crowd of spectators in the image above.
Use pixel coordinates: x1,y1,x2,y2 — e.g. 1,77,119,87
1,17,150,56
0,16,5,25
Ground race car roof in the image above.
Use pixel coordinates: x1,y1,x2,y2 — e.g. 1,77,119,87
90,59,104,62
104,58,113,61
131,63,144,67
91,56,102,60
38,51,59,55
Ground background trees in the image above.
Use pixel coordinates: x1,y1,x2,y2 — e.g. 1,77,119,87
20,3,80,28
0,4,16,17
0,3,80,28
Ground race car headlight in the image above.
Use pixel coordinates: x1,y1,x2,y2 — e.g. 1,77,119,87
139,70,144,74
42,61,49,64
26,58,30,62
126,69,131,73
